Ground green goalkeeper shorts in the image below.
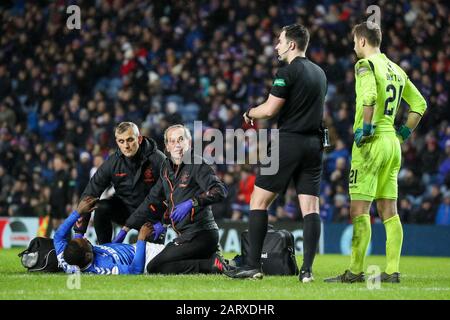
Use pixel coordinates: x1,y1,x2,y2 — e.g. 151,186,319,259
349,133,401,201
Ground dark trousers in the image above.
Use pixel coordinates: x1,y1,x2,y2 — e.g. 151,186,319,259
94,197,130,244
146,230,219,274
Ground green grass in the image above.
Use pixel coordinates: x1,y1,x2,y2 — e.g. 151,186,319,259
1,248,449,300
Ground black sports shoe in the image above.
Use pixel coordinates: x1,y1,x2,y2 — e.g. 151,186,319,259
324,270,365,283
212,253,234,274
299,269,314,283
380,272,400,283
223,265,263,279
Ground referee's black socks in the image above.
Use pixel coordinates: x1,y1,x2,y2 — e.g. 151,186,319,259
247,209,268,269
301,212,321,272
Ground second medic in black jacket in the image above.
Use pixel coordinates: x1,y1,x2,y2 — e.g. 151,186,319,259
75,122,166,244
123,124,231,274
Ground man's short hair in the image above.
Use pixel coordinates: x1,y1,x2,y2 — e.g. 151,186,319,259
282,24,310,52
164,124,192,144
114,122,140,137
352,22,382,47
63,240,88,267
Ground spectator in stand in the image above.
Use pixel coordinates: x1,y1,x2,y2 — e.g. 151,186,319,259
231,166,256,221
49,154,71,231
435,192,450,226
0,1,448,225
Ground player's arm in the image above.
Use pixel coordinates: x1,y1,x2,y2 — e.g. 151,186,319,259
396,78,427,142
54,211,81,256
116,223,153,275
246,94,285,121
355,59,377,147
244,67,289,124
54,197,97,272
112,178,167,243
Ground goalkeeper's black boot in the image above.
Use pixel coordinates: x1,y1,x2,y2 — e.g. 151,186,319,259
212,253,234,274
324,270,365,283
223,264,263,279
380,272,400,283
299,269,314,283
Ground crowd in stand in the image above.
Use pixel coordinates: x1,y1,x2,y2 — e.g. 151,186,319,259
0,0,449,225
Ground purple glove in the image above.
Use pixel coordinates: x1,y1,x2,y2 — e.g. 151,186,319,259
170,200,193,223
73,233,84,239
153,222,166,241
112,229,127,243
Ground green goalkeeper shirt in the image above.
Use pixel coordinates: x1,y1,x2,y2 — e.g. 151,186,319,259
353,53,427,133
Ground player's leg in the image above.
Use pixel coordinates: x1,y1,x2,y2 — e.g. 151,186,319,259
375,134,402,282
298,194,320,282
325,142,380,283
247,186,278,265
376,199,402,282
294,136,323,282
222,187,278,279
348,199,372,274
224,134,302,279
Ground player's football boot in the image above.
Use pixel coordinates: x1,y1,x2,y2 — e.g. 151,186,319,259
212,253,235,274
299,269,314,283
324,270,365,283
379,272,400,283
223,265,263,279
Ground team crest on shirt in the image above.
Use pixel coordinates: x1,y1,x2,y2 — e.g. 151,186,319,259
181,171,190,183
179,171,190,188
143,167,155,184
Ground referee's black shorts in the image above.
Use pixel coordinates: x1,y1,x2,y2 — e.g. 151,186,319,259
255,132,323,196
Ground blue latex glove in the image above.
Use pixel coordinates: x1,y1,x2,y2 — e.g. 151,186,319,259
153,222,166,241
354,123,376,147
396,125,412,143
170,200,193,223
112,229,127,243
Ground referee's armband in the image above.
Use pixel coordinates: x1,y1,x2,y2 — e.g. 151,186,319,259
270,68,290,98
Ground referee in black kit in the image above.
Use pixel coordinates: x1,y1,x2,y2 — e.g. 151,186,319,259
225,24,327,282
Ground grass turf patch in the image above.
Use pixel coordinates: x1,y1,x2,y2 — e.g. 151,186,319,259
1,248,449,300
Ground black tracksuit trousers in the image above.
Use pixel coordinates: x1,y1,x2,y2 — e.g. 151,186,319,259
146,229,219,274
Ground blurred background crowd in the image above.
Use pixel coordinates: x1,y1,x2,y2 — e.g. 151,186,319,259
0,0,449,226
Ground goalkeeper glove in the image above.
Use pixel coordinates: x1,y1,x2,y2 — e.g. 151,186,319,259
354,123,376,147
396,125,412,143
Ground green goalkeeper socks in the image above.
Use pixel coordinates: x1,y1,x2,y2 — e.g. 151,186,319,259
384,214,403,274
349,214,371,274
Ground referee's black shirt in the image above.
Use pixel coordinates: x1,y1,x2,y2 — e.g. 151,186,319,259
270,56,327,134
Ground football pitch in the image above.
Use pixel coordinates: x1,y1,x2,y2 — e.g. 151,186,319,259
1,248,449,300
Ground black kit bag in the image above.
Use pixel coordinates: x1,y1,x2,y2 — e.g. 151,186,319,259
18,237,62,272
240,227,299,275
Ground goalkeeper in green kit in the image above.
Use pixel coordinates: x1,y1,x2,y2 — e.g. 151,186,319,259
325,22,427,283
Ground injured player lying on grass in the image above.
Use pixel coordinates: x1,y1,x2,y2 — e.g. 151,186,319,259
54,196,230,275
54,197,165,274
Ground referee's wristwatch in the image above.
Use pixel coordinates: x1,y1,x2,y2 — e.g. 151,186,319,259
245,107,254,120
